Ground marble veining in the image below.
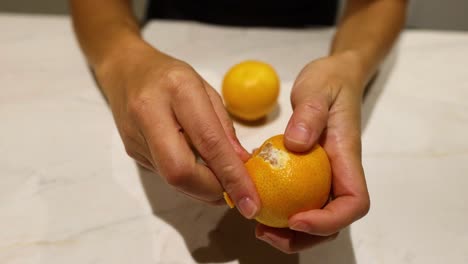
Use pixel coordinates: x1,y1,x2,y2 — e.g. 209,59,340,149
1,14,468,263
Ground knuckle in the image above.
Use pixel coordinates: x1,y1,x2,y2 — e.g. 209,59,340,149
119,123,134,141
357,195,371,218
214,92,223,101
127,96,151,122
300,100,329,119
161,65,207,102
124,146,138,160
195,131,244,192
162,64,196,90
218,165,242,191
161,162,192,189
223,119,237,136
197,130,224,161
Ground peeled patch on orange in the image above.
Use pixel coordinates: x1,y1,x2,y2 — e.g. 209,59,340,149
225,134,331,228
222,60,280,121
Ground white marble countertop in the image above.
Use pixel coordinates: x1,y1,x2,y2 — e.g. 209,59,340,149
1,14,468,264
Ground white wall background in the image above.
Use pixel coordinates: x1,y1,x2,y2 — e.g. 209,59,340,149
0,0,467,30
407,0,468,30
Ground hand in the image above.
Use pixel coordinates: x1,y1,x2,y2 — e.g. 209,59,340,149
255,53,370,253
96,42,260,218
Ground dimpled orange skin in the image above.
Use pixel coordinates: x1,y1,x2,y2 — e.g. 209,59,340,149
222,60,280,121
245,135,332,228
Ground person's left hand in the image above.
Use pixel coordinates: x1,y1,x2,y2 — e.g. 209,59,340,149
255,53,371,253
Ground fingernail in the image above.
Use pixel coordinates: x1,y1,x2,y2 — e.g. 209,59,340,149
290,222,309,232
238,197,258,219
287,124,310,145
258,234,274,244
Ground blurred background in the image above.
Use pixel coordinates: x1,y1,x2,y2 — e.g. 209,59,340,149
0,0,468,30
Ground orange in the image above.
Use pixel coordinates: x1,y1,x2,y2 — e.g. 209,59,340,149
224,134,331,228
222,60,280,121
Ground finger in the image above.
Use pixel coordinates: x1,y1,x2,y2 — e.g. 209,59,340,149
288,124,370,236
284,91,331,152
255,224,338,254
133,99,224,203
172,81,260,219
122,134,153,162
203,82,250,162
120,133,157,172
132,151,156,172
288,195,368,236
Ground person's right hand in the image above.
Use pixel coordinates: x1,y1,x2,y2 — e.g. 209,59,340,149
96,41,260,219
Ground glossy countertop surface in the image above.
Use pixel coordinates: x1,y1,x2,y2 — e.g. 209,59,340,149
1,14,467,264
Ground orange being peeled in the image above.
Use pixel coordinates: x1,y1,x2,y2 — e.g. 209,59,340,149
224,134,331,228
222,60,280,121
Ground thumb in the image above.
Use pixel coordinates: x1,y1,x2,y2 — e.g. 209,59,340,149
284,95,329,152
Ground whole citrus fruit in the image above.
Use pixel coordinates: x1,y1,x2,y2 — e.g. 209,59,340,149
224,134,331,228
222,60,280,121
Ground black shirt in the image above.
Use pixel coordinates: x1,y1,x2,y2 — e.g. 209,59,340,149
146,0,338,27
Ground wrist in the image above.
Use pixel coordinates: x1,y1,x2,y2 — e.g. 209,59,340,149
330,50,373,95
95,34,149,79
94,37,164,101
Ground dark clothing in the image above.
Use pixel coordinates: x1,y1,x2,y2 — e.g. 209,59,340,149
146,0,338,27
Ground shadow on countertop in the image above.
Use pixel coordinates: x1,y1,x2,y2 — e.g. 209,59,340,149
361,45,399,132
133,47,400,263
138,166,356,264
81,8,400,260
191,209,299,264
133,46,399,264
